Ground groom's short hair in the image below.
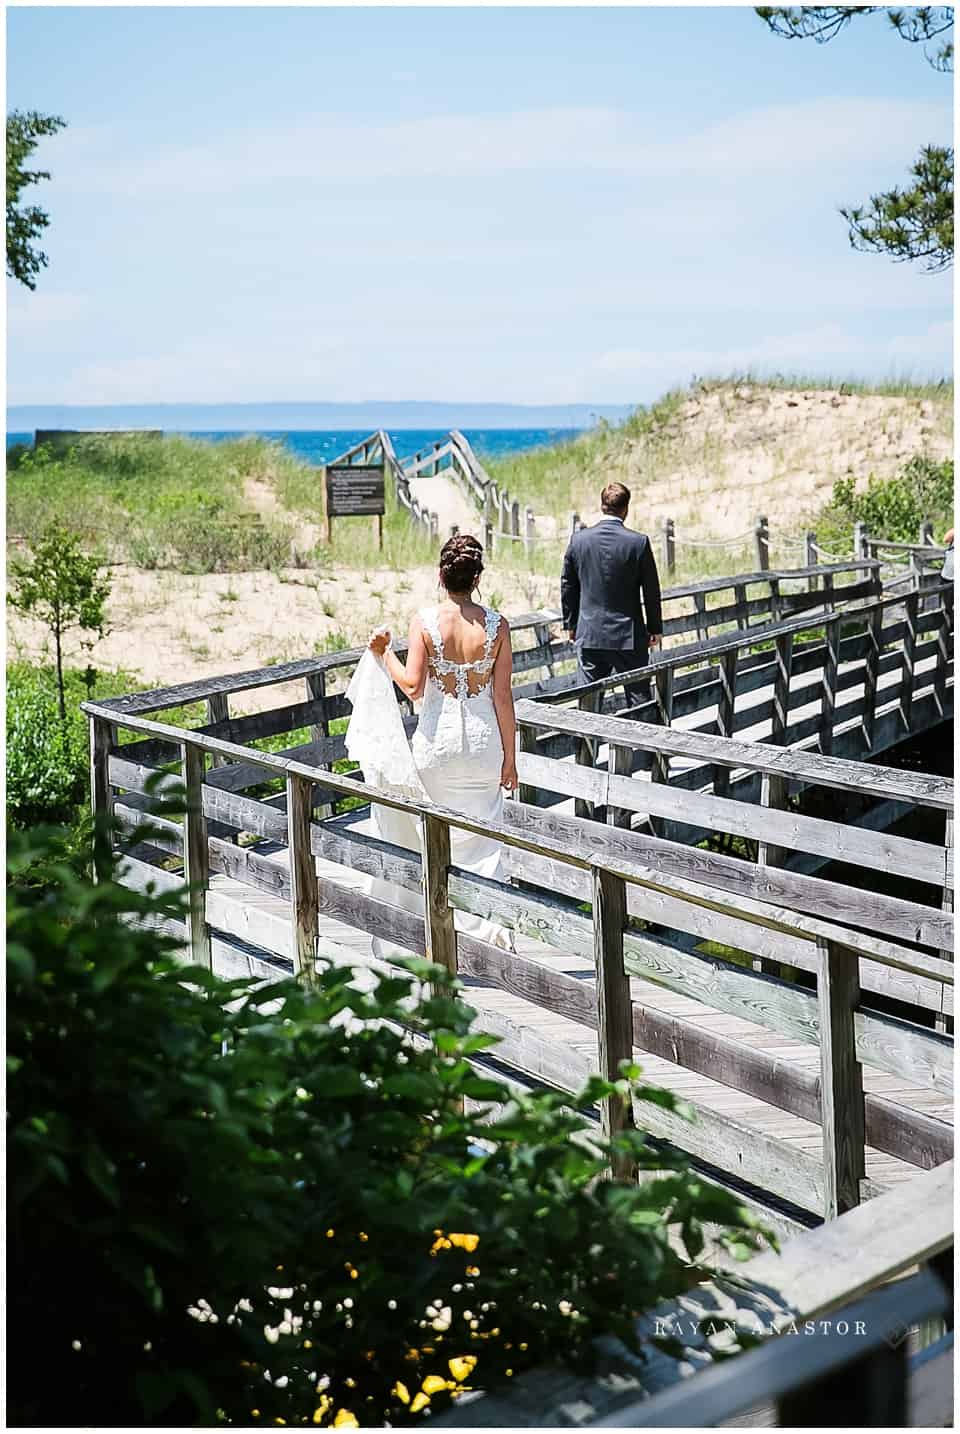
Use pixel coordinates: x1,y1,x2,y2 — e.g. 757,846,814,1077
600,482,630,516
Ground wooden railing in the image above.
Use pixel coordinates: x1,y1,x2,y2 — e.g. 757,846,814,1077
521,579,954,784
436,1160,954,1428
85,655,953,1228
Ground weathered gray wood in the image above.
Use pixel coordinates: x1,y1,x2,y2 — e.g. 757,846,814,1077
116,852,185,896
819,615,840,755
607,743,634,828
591,1270,940,1430
861,602,883,748
714,649,737,796
757,772,789,871
89,714,114,880
502,800,953,950
770,632,793,742
517,723,539,808
575,686,602,820
755,514,769,571
593,867,635,1180
899,589,919,733
182,743,212,969
515,697,953,811
113,801,183,856
205,692,230,771
520,750,946,885
652,666,674,791
423,813,457,979
287,774,319,981
818,939,865,1218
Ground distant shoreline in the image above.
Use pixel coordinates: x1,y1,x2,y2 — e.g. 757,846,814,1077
7,401,634,433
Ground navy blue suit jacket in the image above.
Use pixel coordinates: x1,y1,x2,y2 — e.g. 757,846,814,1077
561,517,663,650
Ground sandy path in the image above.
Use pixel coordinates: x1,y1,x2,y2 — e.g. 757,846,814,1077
408,473,481,537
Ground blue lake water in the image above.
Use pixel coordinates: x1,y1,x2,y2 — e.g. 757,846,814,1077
5,427,579,464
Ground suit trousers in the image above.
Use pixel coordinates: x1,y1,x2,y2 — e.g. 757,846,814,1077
578,645,651,712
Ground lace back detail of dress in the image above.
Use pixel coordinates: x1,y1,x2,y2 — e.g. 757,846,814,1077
422,605,501,702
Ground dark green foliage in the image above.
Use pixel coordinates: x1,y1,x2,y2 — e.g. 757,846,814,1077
756,6,953,270
816,455,954,550
8,827,773,1428
6,108,66,288
8,526,111,718
6,671,91,829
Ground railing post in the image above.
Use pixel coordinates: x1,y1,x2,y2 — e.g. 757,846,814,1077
920,518,935,546
182,742,212,970
817,937,865,1218
661,516,675,576
933,587,953,718
607,743,633,828
287,773,319,982
806,530,818,593
499,491,510,536
306,671,334,821
693,591,707,643
423,814,457,982
206,692,229,767
574,687,602,821
757,773,789,871
523,506,535,563
899,589,918,733
754,514,769,571
819,614,840,756
853,521,869,560
510,499,521,540
651,665,674,825
90,715,114,882
770,631,793,743
593,866,636,1181
714,650,738,796
861,603,883,752
517,724,539,808
938,817,953,1035
734,581,748,631
484,518,495,555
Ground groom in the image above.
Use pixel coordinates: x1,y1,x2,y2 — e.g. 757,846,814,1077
560,481,663,699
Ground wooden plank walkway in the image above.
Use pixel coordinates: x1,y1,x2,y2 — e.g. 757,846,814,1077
203,824,952,1209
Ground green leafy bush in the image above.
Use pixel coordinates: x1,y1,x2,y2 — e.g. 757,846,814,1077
816,455,954,551
8,825,772,1428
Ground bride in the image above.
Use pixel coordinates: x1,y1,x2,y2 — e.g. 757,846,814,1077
347,533,518,952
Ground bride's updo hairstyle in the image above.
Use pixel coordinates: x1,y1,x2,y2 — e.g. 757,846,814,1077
439,533,484,594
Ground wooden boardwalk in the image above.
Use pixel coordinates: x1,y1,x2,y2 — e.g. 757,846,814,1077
86,555,954,1235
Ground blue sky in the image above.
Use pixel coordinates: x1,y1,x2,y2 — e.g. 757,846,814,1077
6,4,953,407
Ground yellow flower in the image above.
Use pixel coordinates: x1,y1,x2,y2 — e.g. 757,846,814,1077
312,1397,331,1423
448,1355,477,1382
410,1392,430,1413
333,1411,358,1428
422,1375,447,1395
393,1382,410,1405
326,1229,335,1239
448,1233,480,1252
465,1266,480,1277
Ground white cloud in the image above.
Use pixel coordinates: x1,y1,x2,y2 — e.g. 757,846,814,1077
50,95,949,196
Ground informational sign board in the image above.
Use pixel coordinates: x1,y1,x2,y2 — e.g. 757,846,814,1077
325,463,385,518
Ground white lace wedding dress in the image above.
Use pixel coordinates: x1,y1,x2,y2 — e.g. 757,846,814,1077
344,604,515,955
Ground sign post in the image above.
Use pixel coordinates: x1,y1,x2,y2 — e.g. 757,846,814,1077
324,463,386,551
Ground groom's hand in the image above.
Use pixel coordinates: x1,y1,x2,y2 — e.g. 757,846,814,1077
649,633,662,649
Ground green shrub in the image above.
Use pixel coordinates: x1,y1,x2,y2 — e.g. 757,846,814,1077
8,825,772,1428
817,455,954,551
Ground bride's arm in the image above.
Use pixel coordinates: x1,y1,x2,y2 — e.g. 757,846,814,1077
369,615,428,701
491,622,518,791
